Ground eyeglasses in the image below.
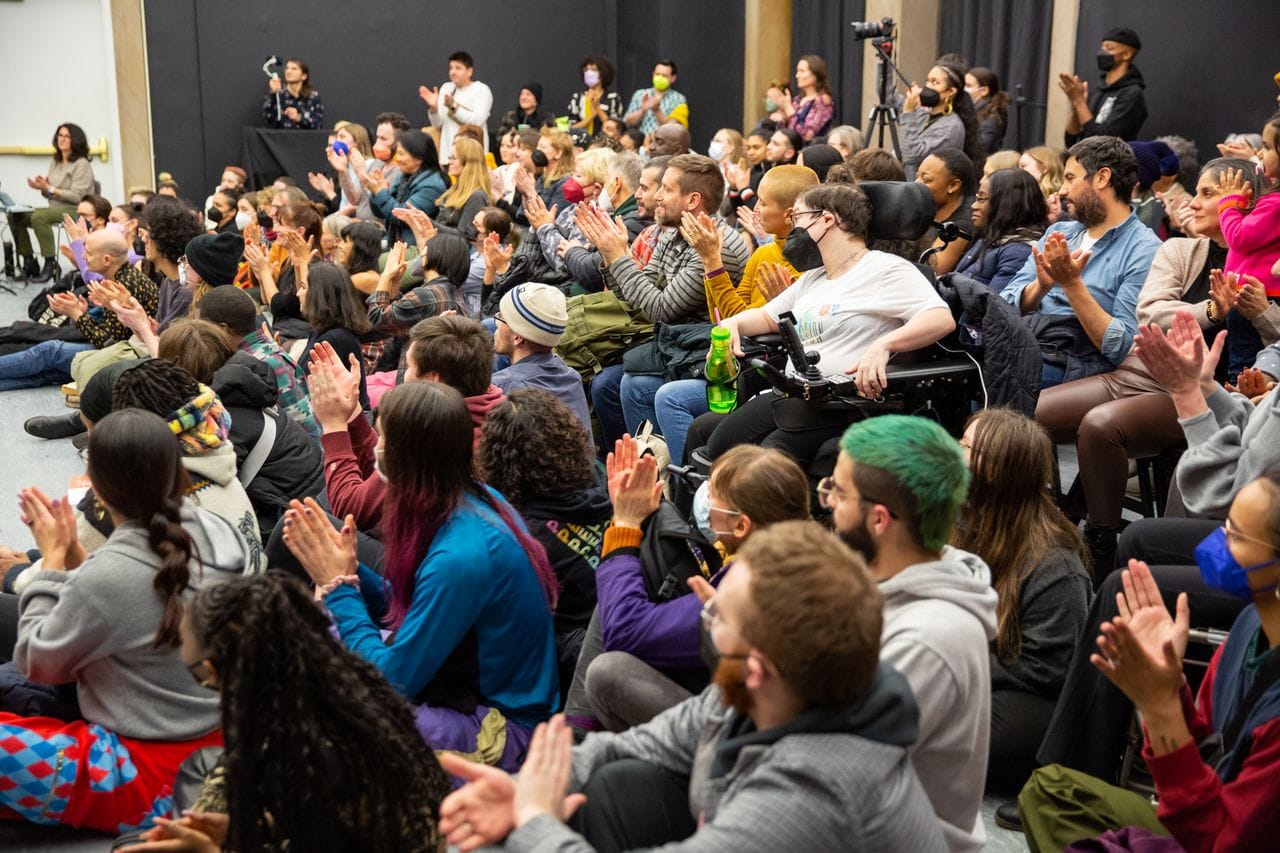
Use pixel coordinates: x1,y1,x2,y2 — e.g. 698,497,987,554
974,193,991,203
1224,519,1278,550
494,312,506,325
700,597,750,660
787,208,824,227
816,476,899,516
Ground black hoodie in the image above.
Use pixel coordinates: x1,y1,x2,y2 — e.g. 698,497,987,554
519,478,613,635
211,351,325,535
1066,65,1147,144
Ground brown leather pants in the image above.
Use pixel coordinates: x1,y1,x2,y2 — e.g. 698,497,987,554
1035,358,1185,528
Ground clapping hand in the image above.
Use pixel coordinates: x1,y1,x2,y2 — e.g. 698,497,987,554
307,342,363,431
724,159,751,191
444,92,457,111
243,240,270,277
514,166,536,200
87,278,132,310
392,204,437,251
437,757,518,851
284,107,301,123
641,91,660,112
575,204,630,264
481,232,514,276
419,84,440,110
1227,367,1278,404
117,814,222,853
1236,274,1270,320
62,213,89,243
18,487,81,570
1058,73,1088,104
1033,230,1090,287
737,205,768,244
1157,191,1196,236
279,228,312,268
1214,166,1253,204
1134,309,1226,397
326,145,349,173
556,239,585,259
679,211,722,268
755,261,795,301
47,291,88,321
282,497,358,586
362,169,390,195
1090,560,1189,713
378,240,410,289
307,171,336,200
513,716,585,828
30,175,51,192
1217,138,1259,160
108,295,157,340
607,435,663,529
1209,269,1239,321
524,192,558,230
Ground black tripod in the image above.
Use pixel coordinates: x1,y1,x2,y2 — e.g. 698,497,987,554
866,36,914,159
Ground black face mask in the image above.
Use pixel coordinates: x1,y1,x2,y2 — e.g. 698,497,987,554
782,223,826,272
257,211,274,230
133,237,146,256
918,87,942,108
207,207,225,224
1096,51,1116,72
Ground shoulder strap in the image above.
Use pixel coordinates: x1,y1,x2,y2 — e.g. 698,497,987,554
1222,648,1280,751
239,408,278,489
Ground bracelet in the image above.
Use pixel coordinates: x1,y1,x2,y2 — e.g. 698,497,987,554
704,266,726,280
316,574,360,600
1206,299,1221,324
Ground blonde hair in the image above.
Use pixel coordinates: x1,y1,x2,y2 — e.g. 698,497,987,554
983,149,1022,178
438,137,495,210
1023,145,1065,201
540,129,576,183
334,121,373,159
714,128,745,163
758,164,819,209
574,148,615,186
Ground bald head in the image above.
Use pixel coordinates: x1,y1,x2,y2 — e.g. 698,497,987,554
84,229,131,277
650,121,690,157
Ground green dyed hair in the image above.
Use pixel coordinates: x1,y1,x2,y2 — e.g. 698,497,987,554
838,415,970,552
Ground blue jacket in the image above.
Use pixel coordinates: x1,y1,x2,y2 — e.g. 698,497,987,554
325,490,559,728
370,168,447,244
954,238,1034,295
1001,213,1161,364
492,352,592,438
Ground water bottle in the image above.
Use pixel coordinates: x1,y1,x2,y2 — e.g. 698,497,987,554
705,326,739,414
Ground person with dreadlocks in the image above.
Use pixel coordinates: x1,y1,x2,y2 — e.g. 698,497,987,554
284,379,560,772
0,409,252,833
121,572,451,853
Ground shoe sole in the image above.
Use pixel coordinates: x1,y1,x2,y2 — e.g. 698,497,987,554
994,814,1024,833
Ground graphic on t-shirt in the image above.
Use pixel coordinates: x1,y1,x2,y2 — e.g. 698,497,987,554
545,520,604,569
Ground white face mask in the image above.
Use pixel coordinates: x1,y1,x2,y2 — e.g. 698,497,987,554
235,211,254,230
599,180,616,213
707,141,727,162
374,448,389,483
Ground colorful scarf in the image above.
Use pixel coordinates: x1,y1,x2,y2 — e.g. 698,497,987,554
166,385,232,455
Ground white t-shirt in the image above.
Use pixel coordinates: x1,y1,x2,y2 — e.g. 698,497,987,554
429,80,494,163
764,250,947,375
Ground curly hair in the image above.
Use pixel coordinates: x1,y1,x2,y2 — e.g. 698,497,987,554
189,573,450,852
142,196,205,263
112,358,202,417
477,389,596,508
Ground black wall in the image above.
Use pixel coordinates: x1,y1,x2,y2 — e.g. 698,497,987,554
145,0,743,195
790,0,867,130
1072,0,1280,163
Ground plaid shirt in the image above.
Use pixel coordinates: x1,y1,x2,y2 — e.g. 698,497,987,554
75,263,158,349
630,223,662,269
240,330,317,437
366,282,466,337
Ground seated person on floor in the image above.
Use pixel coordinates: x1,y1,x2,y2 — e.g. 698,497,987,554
282,379,559,772
1000,135,1161,389
438,521,947,853
478,389,610,694
0,409,251,834
365,237,466,368
1018,470,1280,852
830,415,997,852
491,283,590,437
134,573,450,853
144,196,207,331
706,183,956,469
564,440,811,735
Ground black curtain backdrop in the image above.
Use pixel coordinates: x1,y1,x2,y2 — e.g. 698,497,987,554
937,0,1054,151
789,0,867,133
1074,0,1280,166
145,0,743,197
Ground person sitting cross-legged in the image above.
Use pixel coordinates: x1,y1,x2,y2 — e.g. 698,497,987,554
437,520,946,852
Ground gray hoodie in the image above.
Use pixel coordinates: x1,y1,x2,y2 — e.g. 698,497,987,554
1175,382,1280,519
15,502,253,740
501,665,946,852
879,546,998,853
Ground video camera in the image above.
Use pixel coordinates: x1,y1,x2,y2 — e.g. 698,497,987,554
851,16,895,40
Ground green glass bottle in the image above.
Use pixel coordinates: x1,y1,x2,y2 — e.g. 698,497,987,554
705,326,739,414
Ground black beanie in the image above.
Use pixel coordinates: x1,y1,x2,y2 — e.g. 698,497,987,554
185,232,244,286
1103,27,1141,50
522,82,543,104
81,358,147,424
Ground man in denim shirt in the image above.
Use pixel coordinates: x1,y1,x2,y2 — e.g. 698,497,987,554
1001,136,1161,388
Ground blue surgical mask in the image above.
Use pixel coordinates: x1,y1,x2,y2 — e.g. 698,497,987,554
1195,527,1280,600
692,481,736,540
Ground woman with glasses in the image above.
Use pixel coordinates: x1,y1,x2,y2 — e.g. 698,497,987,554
563,439,811,735
707,183,955,470
7,122,96,283
954,168,1049,294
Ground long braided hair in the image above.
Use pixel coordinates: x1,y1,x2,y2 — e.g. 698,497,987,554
189,573,450,852
87,409,196,647
111,358,202,420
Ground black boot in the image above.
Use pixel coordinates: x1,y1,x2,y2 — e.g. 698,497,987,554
17,255,38,281
995,800,1023,832
1083,520,1119,584
24,411,87,440
30,257,59,284
2,242,14,279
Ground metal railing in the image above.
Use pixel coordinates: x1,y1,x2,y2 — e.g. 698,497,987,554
0,137,110,163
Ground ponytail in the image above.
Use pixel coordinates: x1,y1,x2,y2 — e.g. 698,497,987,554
148,498,197,647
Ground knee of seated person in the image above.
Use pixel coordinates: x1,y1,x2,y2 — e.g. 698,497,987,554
584,651,632,703
1077,403,1128,449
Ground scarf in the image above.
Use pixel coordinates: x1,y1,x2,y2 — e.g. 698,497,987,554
167,384,232,455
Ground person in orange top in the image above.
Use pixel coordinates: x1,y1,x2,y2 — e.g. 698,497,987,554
617,165,818,463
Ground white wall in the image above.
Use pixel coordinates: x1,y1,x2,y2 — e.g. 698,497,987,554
0,0,125,209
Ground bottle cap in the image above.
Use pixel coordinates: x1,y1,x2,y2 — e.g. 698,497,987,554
710,326,731,342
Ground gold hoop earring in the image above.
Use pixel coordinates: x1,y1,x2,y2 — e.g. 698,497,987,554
943,100,954,116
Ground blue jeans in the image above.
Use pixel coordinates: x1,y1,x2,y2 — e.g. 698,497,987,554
1040,361,1066,390
590,364,627,453
619,373,665,436
653,379,710,464
0,340,93,391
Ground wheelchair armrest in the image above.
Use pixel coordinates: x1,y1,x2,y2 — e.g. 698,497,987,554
883,358,979,383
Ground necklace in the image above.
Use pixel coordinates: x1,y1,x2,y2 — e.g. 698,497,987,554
827,246,869,278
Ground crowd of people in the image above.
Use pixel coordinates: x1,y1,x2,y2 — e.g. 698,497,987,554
0,25,1279,853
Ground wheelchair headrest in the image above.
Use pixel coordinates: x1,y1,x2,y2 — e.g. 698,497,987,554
861,181,936,242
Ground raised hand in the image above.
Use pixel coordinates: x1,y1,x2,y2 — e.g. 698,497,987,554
679,211,723,268
307,171,336,199
282,497,358,586
18,487,80,570
1215,166,1252,203
62,213,89,243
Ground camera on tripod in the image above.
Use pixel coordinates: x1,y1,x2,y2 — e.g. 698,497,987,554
850,16,895,40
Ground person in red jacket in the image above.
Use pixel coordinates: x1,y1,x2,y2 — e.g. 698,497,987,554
1020,469,1280,851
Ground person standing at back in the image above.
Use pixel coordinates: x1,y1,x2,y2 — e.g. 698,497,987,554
623,59,689,136
421,51,494,164
1061,28,1147,144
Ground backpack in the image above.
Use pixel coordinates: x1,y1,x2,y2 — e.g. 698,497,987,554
639,499,722,602
555,290,654,384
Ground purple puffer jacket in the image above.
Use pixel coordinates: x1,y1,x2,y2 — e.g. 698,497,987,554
595,544,730,670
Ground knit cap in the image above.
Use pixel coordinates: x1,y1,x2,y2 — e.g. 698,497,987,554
499,283,568,348
1102,27,1141,50
1128,140,1179,191
185,232,244,286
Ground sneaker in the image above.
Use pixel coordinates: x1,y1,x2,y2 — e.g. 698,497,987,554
24,411,87,440
994,800,1023,832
